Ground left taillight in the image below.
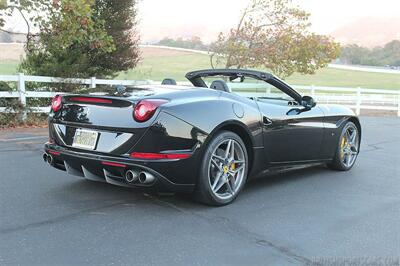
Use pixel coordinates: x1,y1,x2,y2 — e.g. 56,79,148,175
133,99,168,122
51,95,62,112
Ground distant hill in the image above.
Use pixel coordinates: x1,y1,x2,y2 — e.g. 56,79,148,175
331,17,400,48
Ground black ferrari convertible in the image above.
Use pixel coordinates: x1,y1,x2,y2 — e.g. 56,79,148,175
44,69,361,206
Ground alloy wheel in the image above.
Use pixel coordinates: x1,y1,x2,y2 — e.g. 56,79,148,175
340,124,359,168
208,139,246,201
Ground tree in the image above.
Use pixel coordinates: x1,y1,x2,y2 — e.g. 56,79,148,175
1,0,141,86
157,36,209,51
17,0,116,82
339,44,370,65
210,0,340,78
0,0,7,26
378,40,400,66
92,0,140,76
339,40,400,67
0,0,41,49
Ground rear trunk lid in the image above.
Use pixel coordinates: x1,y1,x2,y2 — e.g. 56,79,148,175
49,85,190,155
54,85,190,127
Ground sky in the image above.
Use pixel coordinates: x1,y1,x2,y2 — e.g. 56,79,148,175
138,0,400,42
4,0,400,43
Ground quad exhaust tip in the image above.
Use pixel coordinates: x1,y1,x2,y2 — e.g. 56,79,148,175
138,171,155,184
125,170,155,184
43,153,53,165
125,170,139,183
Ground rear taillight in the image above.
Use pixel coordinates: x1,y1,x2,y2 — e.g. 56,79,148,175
130,152,192,160
51,95,62,112
133,99,168,122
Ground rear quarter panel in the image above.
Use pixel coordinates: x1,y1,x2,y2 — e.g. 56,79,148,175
162,89,264,148
130,89,264,184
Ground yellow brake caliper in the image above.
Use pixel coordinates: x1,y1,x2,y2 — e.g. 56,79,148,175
340,137,347,159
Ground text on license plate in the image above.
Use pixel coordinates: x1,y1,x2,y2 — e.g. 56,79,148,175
72,129,99,150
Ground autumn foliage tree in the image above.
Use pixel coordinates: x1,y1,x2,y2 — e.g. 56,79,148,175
1,0,140,86
18,0,117,80
210,0,340,78
0,0,7,26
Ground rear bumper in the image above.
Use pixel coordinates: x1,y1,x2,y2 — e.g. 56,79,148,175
44,143,196,193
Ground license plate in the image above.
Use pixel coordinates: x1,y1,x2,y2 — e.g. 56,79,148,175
72,129,99,150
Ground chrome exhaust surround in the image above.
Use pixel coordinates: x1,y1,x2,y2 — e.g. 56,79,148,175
125,170,139,183
138,171,155,184
47,154,53,165
44,153,54,165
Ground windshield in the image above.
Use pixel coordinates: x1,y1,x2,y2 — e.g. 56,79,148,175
202,75,294,101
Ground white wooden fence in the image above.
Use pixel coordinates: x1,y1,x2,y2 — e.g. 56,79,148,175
1,73,399,118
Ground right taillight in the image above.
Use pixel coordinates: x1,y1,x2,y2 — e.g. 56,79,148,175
133,99,168,122
51,95,63,112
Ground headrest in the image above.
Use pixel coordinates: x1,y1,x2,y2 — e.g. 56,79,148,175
161,78,177,85
210,80,231,93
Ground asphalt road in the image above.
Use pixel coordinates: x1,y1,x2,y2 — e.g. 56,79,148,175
0,117,399,266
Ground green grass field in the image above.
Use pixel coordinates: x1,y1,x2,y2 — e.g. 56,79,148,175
0,60,19,75
1,50,399,90
119,52,400,90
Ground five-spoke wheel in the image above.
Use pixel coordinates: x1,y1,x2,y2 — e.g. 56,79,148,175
194,131,248,206
209,139,246,201
329,121,360,171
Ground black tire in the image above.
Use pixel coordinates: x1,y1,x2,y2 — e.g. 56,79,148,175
328,121,360,171
193,131,249,206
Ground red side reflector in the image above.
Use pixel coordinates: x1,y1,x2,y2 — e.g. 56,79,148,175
101,161,127,168
130,152,191,160
48,150,61,156
70,97,113,104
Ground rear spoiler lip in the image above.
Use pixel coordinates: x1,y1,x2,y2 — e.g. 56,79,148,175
63,95,134,108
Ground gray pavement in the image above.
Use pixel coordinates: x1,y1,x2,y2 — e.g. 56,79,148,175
0,117,399,265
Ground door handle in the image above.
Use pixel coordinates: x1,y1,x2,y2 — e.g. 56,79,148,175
263,117,273,126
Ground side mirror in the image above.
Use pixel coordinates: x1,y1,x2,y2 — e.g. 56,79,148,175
301,96,316,109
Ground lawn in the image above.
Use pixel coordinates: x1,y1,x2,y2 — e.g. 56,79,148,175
287,68,400,90
0,60,19,75
1,48,399,90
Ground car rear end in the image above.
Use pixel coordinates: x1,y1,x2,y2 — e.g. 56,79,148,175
44,88,205,192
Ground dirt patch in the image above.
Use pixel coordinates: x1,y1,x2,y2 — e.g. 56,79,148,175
0,43,25,61
0,126,48,139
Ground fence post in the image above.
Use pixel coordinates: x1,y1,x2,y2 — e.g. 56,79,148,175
397,91,400,117
356,87,362,116
90,77,96,89
311,85,315,97
17,73,27,121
